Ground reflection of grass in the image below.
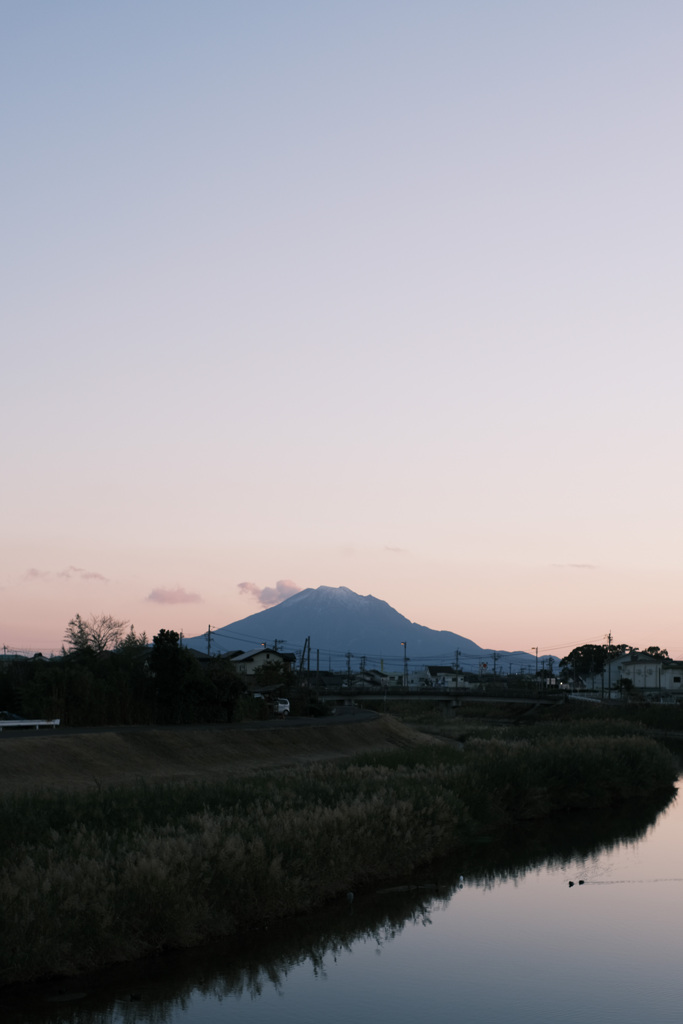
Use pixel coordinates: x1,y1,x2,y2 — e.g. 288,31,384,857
20,783,673,1018
0,735,676,986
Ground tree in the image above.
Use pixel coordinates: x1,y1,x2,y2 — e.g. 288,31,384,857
149,629,200,723
63,614,128,656
611,644,636,658
203,657,246,722
252,659,291,691
559,641,640,686
643,646,669,661
116,625,149,652
559,644,608,685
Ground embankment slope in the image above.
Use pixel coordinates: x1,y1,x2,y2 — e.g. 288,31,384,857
0,714,438,793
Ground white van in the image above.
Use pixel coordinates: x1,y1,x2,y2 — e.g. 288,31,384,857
272,698,290,717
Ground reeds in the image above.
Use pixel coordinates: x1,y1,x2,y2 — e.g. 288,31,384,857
0,733,676,986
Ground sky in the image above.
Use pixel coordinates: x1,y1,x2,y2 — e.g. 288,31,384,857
3,1,683,660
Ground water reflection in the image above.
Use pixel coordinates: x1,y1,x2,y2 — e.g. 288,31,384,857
3,788,675,1024
456,786,674,887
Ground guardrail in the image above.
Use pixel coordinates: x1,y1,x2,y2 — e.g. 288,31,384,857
0,718,60,731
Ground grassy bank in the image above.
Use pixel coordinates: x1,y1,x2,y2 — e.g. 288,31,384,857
0,715,428,794
0,730,676,987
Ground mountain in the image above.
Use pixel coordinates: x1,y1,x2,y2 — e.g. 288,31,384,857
182,586,550,674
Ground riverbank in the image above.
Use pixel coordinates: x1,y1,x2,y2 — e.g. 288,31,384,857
0,717,676,988
0,711,429,793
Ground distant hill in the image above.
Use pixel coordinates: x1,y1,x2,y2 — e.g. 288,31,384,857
183,586,550,674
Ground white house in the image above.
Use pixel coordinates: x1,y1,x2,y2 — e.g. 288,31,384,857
609,652,671,691
660,661,683,691
422,666,466,687
230,648,294,676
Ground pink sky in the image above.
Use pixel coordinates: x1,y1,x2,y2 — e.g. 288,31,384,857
3,2,683,660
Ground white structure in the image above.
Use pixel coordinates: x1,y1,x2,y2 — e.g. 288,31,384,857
609,652,683,692
422,666,466,687
230,648,292,676
660,662,683,690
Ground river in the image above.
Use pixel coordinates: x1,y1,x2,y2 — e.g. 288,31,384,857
4,782,681,1024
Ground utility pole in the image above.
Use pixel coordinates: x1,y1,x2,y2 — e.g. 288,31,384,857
492,651,498,676
658,655,662,698
346,651,352,687
401,641,408,687
532,646,538,676
454,649,460,671
606,631,612,701
298,637,310,677
207,625,212,657
272,638,284,652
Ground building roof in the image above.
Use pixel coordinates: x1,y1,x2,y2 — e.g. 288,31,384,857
230,647,285,664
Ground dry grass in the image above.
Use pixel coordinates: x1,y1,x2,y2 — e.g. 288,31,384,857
0,728,676,986
0,716,440,794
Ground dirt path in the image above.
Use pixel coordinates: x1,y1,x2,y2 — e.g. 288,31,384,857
0,712,441,793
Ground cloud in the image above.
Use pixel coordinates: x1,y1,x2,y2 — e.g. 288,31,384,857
57,565,84,579
385,546,406,554
238,579,301,608
25,566,108,583
25,568,51,581
146,587,203,605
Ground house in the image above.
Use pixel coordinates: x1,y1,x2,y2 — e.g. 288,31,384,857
185,649,244,668
229,648,295,676
609,652,665,691
357,669,389,686
422,666,465,687
659,661,683,691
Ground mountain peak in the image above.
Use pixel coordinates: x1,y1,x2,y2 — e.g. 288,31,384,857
306,585,372,604
182,585,550,674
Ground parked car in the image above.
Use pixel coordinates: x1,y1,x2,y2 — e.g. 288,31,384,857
271,698,290,717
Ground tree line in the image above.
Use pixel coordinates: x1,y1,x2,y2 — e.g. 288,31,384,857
0,614,284,727
558,643,669,686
